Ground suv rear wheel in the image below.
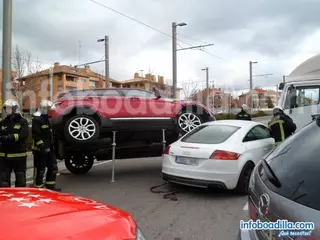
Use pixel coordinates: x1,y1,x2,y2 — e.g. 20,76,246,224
64,152,95,174
64,115,100,144
177,112,202,134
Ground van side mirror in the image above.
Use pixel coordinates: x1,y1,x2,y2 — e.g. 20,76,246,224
279,82,284,90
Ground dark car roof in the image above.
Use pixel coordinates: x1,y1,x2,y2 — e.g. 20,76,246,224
249,119,320,238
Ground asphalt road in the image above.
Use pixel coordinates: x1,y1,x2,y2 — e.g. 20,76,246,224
56,158,248,240
16,116,270,239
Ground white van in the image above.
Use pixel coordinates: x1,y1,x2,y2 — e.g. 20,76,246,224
278,53,320,131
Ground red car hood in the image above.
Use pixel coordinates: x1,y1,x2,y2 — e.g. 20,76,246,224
0,188,136,240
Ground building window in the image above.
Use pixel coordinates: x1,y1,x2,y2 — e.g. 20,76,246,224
58,86,63,91
66,86,76,91
89,81,96,88
82,79,87,83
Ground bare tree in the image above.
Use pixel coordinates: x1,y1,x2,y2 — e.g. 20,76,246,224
181,79,198,100
12,45,42,110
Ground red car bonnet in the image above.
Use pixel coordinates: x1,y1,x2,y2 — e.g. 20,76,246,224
0,188,136,240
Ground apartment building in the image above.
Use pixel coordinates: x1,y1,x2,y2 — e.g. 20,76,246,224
0,69,17,106
19,63,180,110
191,88,232,110
238,88,280,108
19,62,119,110
119,72,181,99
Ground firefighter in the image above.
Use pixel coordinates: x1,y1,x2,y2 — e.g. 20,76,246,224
236,104,251,120
268,106,297,146
32,100,61,191
0,99,29,187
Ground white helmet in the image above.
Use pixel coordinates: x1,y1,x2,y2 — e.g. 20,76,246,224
2,99,21,117
39,99,54,114
273,105,284,114
241,104,249,110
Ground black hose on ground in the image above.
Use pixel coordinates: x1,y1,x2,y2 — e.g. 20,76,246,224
150,181,179,201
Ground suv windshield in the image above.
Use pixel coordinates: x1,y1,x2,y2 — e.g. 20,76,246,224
264,120,320,211
181,124,240,144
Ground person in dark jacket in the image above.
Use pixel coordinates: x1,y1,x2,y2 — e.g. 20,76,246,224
0,99,29,187
268,106,297,146
32,100,61,191
236,104,252,121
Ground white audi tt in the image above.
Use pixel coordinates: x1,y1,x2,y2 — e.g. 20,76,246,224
162,120,275,194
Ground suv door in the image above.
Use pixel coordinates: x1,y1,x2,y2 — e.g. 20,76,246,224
96,89,126,117
242,125,275,164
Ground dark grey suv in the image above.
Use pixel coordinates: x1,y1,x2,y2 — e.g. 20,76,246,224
239,118,320,239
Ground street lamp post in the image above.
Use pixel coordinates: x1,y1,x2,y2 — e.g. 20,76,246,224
172,22,187,99
2,0,12,108
249,61,258,112
97,36,110,88
201,67,209,107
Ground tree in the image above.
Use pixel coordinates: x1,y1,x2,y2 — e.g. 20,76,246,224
12,45,42,110
267,96,274,108
181,79,198,100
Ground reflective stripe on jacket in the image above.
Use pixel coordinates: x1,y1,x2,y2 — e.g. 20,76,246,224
0,115,29,159
32,114,53,151
268,119,285,145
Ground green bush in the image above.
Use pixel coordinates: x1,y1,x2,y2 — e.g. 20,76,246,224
252,111,268,118
215,111,268,120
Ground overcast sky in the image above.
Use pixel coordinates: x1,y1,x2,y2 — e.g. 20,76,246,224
1,0,320,95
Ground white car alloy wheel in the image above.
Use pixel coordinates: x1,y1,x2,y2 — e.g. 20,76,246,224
178,112,202,132
68,117,96,141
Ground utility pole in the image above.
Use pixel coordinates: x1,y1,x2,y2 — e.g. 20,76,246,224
2,0,12,109
172,22,178,99
49,67,53,101
97,36,110,88
105,36,109,88
249,61,253,112
212,82,215,112
172,21,214,99
202,67,209,107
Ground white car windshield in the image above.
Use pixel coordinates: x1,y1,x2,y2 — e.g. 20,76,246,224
181,125,240,144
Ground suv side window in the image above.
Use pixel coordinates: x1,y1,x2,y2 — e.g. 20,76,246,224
243,125,271,142
263,121,320,211
121,89,156,98
97,90,121,96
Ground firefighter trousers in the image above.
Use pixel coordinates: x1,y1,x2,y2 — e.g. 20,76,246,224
0,157,27,187
33,151,58,189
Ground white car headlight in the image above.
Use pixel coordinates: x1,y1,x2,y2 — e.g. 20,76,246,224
136,228,146,240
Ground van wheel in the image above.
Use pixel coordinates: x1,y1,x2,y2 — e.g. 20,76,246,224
64,115,100,144
235,162,254,195
64,153,95,174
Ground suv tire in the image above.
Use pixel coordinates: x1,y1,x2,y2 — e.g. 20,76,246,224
64,115,100,144
64,152,95,174
177,111,203,135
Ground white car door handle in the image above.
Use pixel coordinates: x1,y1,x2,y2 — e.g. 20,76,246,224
264,147,269,151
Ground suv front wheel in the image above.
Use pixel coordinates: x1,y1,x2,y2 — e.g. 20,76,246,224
64,115,100,144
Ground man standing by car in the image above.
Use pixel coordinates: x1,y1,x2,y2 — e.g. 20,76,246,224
0,99,29,187
268,106,297,146
32,100,61,191
236,104,251,120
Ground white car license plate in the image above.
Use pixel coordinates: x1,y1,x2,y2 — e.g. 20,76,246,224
175,156,198,165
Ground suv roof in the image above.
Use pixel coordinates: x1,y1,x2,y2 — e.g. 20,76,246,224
57,88,156,98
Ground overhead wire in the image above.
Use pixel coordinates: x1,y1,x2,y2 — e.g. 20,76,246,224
89,0,272,78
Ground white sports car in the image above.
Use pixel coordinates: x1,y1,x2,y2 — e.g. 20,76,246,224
162,120,275,194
